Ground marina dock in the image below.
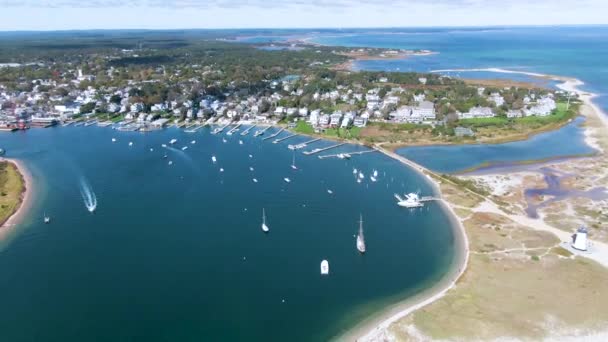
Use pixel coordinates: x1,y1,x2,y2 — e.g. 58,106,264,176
272,133,297,144
254,126,271,137
184,125,202,133
262,127,284,141
318,149,377,159
212,123,231,134
303,143,346,155
227,123,242,135
240,124,256,136
288,138,320,150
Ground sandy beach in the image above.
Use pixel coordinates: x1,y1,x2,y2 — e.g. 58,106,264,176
339,70,608,341
0,158,34,237
337,147,470,342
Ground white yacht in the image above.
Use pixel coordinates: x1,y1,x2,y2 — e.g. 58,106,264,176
222,138,227,143
352,168,358,175
249,167,254,171
261,208,269,233
291,150,297,170
170,139,177,144
191,140,196,144
358,172,364,179
327,189,333,194
220,168,224,172
320,260,329,275
150,148,154,152
337,153,345,159
239,140,243,145
111,138,116,142
356,214,366,254
253,178,258,183
249,154,253,158
168,161,173,165
212,156,217,163
128,142,133,146
395,193,424,208
44,213,50,224
284,177,291,183
161,144,167,148
181,146,188,151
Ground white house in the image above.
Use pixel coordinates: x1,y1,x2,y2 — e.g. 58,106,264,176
459,106,495,119
413,101,436,121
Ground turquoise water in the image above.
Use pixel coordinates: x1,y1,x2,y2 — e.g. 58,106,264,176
0,126,456,341
307,26,608,170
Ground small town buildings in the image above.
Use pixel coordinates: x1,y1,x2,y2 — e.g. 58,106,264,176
507,109,523,118
458,106,495,119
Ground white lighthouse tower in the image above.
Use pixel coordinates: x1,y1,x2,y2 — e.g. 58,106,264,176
572,226,588,251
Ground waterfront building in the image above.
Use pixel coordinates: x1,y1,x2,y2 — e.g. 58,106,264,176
572,226,588,251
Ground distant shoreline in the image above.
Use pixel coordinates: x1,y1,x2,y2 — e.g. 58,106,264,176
0,158,33,235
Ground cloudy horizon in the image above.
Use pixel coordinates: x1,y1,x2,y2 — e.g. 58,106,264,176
1,0,607,31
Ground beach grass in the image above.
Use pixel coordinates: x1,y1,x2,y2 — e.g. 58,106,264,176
0,162,25,226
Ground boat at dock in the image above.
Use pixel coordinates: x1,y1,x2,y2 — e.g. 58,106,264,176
261,208,269,233
320,260,329,275
395,193,424,208
356,214,366,254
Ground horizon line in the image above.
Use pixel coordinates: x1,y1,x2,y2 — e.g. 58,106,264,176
0,23,607,33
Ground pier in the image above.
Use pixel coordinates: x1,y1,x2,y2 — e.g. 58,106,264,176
273,133,297,144
212,122,231,134
227,123,242,135
184,125,202,133
240,124,256,136
254,126,272,137
318,149,377,159
303,143,346,155
420,196,441,202
288,138,320,150
262,127,284,141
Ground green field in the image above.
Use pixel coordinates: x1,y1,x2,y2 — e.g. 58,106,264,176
0,162,25,225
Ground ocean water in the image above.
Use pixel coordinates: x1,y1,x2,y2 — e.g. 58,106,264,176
0,126,456,341
308,26,608,170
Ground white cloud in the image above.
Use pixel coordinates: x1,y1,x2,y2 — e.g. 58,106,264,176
0,0,606,30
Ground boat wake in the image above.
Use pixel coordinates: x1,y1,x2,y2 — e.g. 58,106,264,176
79,178,97,213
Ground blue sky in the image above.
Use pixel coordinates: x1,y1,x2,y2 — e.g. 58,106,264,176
1,0,607,30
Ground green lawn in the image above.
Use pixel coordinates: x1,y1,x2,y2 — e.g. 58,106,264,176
292,121,360,139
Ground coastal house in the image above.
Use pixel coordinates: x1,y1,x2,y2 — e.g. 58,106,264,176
413,101,436,120
319,114,330,127
524,96,556,117
329,112,343,128
390,106,412,122
458,106,495,119
309,110,320,126
353,113,369,127
489,92,505,107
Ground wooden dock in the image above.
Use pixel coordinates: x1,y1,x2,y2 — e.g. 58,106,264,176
303,143,346,155
240,124,256,136
318,149,377,159
289,138,320,150
227,123,242,135
273,133,297,144
262,127,284,141
254,126,272,137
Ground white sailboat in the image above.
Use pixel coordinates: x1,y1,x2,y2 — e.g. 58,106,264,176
291,150,297,170
261,208,269,233
284,177,291,183
170,139,177,144
181,146,188,151
356,214,366,254
239,140,243,145
352,168,358,175
222,138,227,143
128,141,133,146
320,260,329,275
191,140,196,144
111,138,116,142
212,155,217,163
253,178,258,183
44,212,50,224
249,167,254,171
370,170,378,182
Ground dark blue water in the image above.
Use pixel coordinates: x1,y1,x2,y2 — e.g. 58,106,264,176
0,126,456,341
